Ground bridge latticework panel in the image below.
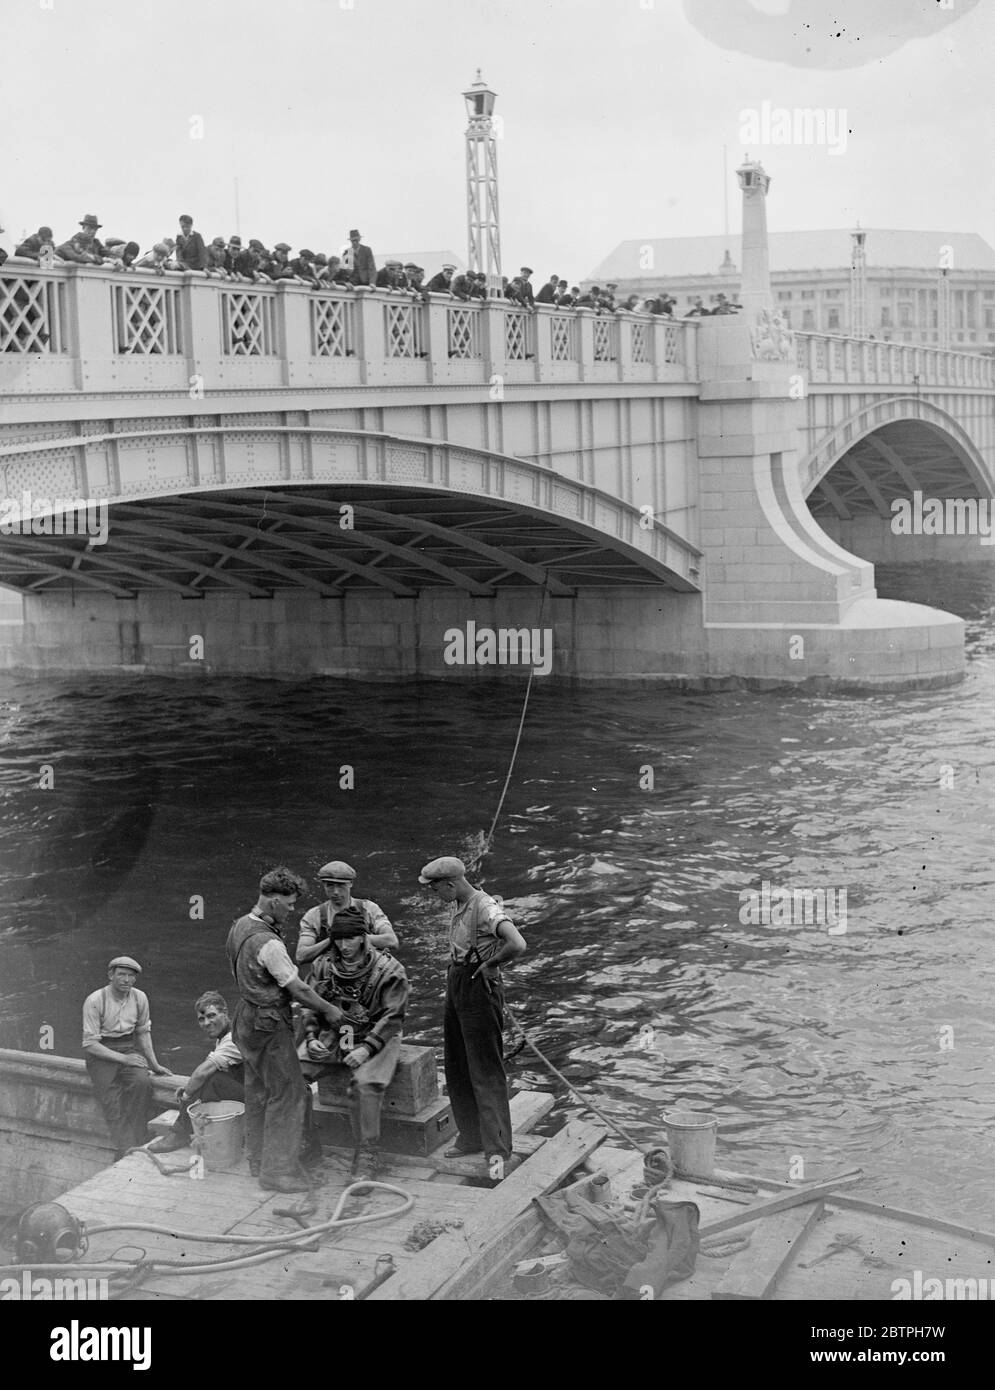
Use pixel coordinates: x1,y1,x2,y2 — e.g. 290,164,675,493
550,315,578,362
220,292,277,355
384,303,426,359
311,298,356,357
505,311,535,361
0,275,66,354
593,318,618,363
447,306,482,359
111,283,182,355
630,321,648,364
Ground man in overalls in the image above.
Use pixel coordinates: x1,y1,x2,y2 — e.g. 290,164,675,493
82,956,173,1159
226,867,344,1194
418,857,526,1171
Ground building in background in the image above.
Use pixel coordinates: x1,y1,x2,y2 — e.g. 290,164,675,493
585,230,995,349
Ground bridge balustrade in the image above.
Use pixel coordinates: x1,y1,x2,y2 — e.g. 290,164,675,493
795,331,995,389
0,262,697,395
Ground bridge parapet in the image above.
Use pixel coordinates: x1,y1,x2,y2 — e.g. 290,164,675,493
796,331,995,389
0,263,696,399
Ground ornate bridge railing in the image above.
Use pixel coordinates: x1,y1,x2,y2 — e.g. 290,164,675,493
795,332,995,388
0,263,698,395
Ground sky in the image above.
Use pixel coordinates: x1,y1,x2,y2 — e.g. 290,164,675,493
2,0,993,281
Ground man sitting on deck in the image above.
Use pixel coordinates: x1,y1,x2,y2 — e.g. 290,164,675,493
299,905,409,1179
147,990,244,1154
82,956,173,1160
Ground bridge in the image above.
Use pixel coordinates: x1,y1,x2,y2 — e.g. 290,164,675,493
0,253,992,688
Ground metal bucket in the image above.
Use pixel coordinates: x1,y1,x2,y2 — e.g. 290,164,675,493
187,1100,244,1172
664,1110,717,1178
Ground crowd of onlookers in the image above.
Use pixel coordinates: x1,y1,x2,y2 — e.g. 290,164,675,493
1,213,741,319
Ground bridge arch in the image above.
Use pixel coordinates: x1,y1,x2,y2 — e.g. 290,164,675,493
801,398,993,522
0,424,702,598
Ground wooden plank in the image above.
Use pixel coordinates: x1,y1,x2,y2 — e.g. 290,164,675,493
509,1089,556,1133
367,1120,605,1301
712,1200,824,1300
699,1171,864,1239
431,1132,545,1177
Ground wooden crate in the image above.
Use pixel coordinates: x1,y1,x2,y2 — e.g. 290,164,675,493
315,1043,438,1117
314,1095,454,1157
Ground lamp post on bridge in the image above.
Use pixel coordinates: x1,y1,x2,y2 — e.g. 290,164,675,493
850,226,868,339
463,70,503,300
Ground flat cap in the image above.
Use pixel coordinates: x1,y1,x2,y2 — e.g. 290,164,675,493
418,856,466,884
317,860,356,882
274,242,291,252
520,265,534,275
441,263,456,271
108,955,142,973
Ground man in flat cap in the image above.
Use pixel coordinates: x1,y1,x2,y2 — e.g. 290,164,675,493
175,214,208,271
419,857,526,1170
536,272,560,305
14,227,55,263
517,267,536,306
82,956,173,1160
296,861,397,985
425,263,456,294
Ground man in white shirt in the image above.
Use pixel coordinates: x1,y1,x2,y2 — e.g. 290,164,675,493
82,956,173,1159
418,856,526,1170
147,991,244,1154
296,859,397,985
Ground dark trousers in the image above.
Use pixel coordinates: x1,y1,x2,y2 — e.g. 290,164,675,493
443,963,512,1160
85,1034,154,1155
172,1071,245,1139
233,1003,306,1183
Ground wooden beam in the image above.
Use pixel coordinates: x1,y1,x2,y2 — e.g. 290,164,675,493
367,1119,606,1301
699,1170,864,1239
711,1200,824,1300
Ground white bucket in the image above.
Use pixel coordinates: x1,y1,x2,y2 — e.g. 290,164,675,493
664,1110,718,1178
187,1100,244,1172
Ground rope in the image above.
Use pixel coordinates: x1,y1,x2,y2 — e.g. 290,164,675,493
466,572,666,1168
0,1181,415,1282
469,576,550,875
504,1003,650,1155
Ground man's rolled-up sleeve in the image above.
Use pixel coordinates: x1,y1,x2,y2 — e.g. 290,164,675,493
257,938,299,987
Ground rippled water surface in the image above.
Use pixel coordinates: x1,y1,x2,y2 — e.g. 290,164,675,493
1,561,993,1225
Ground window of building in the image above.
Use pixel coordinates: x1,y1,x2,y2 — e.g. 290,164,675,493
777,291,792,300
899,304,913,327
879,287,893,296
823,289,842,299
986,308,995,330
800,290,815,300
781,308,791,326
881,307,892,327
827,309,840,330
802,309,815,329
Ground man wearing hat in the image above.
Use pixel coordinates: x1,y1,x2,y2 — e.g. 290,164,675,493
375,259,406,290
175,214,208,271
425,263,456,294
296,861,397,984
419,857,526,1168
290,248,321,285
82,956,173,1159
14,227,55,263
344,229,377,287
298,895,410,1178
536,272,560,305
517,267,536,306
55,215,105,265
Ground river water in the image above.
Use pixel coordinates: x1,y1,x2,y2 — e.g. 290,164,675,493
1,560,992,1227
